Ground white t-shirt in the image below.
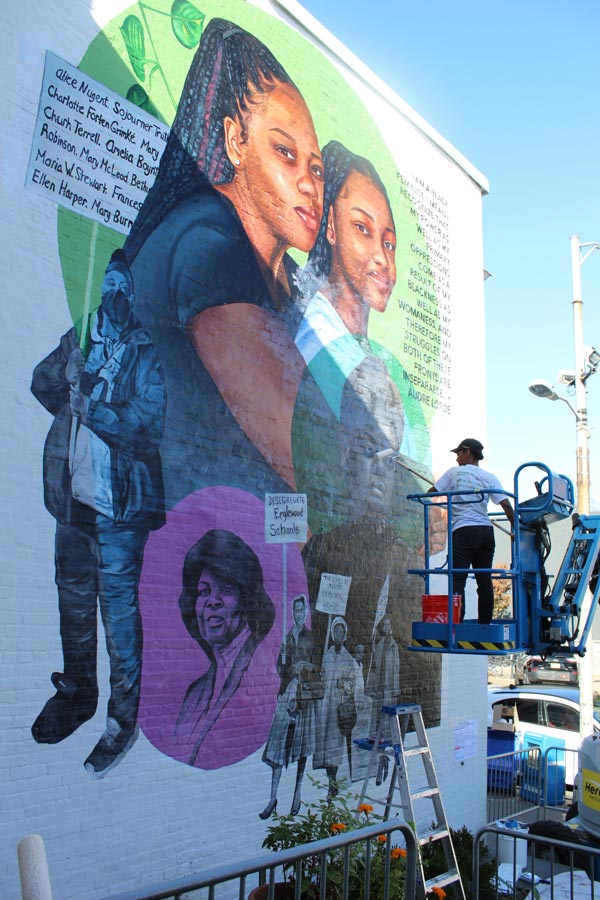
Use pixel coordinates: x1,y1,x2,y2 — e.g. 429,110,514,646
434,464,508,530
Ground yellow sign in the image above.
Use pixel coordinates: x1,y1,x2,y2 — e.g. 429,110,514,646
582,768,600,811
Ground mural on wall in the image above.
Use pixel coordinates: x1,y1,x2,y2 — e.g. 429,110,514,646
27,0,447,804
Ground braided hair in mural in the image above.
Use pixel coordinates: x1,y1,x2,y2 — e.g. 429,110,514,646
124,18,294,262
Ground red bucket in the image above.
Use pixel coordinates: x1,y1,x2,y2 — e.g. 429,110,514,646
422,594,461,624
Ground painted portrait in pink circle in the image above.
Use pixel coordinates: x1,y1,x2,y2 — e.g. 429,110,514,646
138,486,308,769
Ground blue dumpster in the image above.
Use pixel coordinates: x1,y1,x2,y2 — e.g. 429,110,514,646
487,728,518,791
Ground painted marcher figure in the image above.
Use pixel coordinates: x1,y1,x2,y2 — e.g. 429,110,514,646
124,18,324,502
30,249,166,776
428,438,515,624
175,529,275,766
350,643,374,783
366,615,400,785
260,594,318,819
313,616,356,800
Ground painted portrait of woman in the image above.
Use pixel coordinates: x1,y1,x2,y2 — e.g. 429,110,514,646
124,18,323,502
295,140,397,419
174,528,275,766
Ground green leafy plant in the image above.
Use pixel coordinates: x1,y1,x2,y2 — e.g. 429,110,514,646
262,779,407,899
119,0,205,115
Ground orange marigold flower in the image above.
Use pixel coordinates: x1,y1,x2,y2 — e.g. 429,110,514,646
391,847,407,859
330,823,346,834
430,888,446,899
376,835,387,844
358,803,374,815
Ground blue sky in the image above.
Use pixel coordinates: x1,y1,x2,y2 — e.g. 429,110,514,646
300,0,600,506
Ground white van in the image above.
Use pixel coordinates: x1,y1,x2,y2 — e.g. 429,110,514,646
488,685,600,786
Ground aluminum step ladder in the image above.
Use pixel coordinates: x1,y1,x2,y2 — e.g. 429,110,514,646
357,703,466,899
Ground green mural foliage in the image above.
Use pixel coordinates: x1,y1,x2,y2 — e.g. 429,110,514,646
120,15,147,81
170,0,204,49
125,83,160,117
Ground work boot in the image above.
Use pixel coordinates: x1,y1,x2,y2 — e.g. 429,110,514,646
31,672,98,744
84,717,139,778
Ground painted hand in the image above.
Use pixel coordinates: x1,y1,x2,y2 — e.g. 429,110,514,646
65,348,85,386
69,387,89,423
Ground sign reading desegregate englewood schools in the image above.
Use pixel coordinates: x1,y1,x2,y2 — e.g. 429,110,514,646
265,494,308,543
25,52,168,234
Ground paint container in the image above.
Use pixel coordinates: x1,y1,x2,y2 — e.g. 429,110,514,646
421,594,461,624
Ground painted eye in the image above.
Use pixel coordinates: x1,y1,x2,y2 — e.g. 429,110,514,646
276,145,296,161
311,162,324,180
354,222,369,235
384,239,396,252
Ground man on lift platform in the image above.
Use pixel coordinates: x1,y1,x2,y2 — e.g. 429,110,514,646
428,438,515,624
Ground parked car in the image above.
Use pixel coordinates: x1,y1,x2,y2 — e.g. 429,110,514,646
524,654,578,685
488,685,600,785
514,653,527,684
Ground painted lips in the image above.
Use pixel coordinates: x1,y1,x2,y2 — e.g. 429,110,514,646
367,270,393,292
295,205,320,232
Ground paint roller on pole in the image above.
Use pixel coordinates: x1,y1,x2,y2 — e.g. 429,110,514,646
373,448,513,536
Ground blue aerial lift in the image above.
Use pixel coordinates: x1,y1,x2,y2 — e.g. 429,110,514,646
409,462,600,657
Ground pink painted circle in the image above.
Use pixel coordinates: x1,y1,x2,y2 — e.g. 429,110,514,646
138,486,308,769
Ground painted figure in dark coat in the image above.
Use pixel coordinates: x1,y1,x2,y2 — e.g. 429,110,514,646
175,529,275,766
31,249,165,776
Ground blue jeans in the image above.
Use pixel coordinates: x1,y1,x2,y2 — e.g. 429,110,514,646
451,525,495,624
55,515,148,730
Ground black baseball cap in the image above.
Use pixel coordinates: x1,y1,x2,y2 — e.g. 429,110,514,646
451,438,484,460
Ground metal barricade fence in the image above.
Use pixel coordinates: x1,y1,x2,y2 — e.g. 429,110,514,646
95,820,417,900
487,744,578,822
474,824,600,899
487,746,542,822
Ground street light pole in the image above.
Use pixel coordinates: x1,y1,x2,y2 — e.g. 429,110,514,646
570,234,600,740
571,234,592,518
529,236,599,741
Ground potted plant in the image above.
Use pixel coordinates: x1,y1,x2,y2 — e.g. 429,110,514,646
257,779,408,899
